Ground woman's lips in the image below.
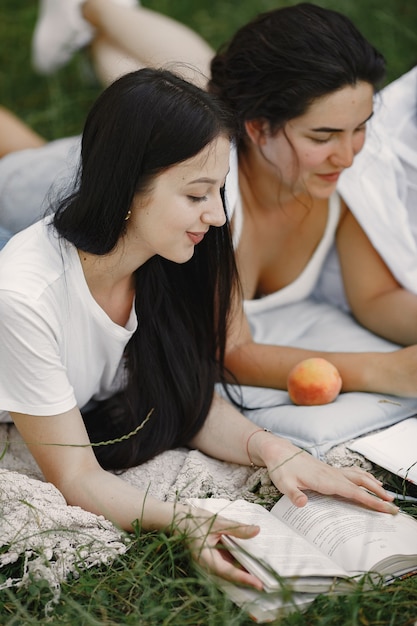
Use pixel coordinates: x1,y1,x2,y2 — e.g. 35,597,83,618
187,231,207,245
316,172,342,183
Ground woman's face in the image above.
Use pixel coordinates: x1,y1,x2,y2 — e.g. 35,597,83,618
260,81,374,199
128,135,230,265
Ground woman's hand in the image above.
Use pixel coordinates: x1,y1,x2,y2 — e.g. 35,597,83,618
254,434,399,514
174,504,263,589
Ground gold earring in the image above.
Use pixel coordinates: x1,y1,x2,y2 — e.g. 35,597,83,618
125,210,132,221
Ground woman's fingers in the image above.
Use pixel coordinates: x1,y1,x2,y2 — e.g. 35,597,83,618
185,511,263,589
197,542,263,589
280,485,308,508
339,467,388,498
268,451,399,514
333,468,399,513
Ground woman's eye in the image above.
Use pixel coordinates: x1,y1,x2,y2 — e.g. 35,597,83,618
188,195,208,203
311,136,331,144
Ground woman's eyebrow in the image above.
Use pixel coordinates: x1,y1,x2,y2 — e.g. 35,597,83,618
188,168,230,186
311,111,374,134
187,177,217,185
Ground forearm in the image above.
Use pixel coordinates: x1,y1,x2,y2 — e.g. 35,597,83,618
225,341,322,389
225,341,372,391
225,340,417,397
190,392,301,468
12,409,188,535
59,465,188,533
189,393,258,465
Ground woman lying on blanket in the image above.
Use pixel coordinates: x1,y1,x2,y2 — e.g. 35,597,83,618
2,0,417,403
0,68,398,590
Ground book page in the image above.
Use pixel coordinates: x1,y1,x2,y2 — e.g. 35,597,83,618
188,498,348,583
215,578,316,624
272,492,417,575
348,418,417,483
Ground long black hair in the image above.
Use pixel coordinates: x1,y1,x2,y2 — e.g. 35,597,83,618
53,68,238,469
209,3,386,149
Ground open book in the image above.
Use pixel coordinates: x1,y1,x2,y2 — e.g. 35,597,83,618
189,492,417,622
347,418,417,484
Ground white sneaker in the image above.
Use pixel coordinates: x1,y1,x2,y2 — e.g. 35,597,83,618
32,0,94,75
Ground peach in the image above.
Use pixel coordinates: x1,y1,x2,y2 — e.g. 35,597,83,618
287,357,342,406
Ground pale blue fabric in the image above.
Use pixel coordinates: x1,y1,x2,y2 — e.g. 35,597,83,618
219,297,417,459
0,136,80,238
0,226,10,251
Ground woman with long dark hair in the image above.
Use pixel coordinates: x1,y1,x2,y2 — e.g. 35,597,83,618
0,68,394,588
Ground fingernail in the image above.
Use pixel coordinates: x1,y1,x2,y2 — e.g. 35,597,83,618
387,503,399,514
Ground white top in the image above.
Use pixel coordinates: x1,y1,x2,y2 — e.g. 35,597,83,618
338,66,417,294
245,194,341,313
0,219,137,421
224,149,341,312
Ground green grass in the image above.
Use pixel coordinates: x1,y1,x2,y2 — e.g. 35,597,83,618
1,1,417,624
1,1,416,140
1,493,417,626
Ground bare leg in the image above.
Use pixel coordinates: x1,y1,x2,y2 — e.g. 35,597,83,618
90,37,141,85
0,107,46,158
83,0,214,88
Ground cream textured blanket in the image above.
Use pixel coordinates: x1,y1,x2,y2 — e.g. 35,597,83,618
0,423,369,610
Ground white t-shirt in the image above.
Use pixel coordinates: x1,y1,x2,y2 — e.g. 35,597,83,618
0,219,137,421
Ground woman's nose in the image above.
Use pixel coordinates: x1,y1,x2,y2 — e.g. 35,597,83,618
330,137,355,168
202,196,227,227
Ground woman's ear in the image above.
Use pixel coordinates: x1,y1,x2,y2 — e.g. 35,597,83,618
244,119,270,146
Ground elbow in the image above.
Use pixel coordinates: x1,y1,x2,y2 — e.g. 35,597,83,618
50,463,103,510
224,344,246,384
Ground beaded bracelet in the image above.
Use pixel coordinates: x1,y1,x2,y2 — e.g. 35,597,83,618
246,427,271,467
